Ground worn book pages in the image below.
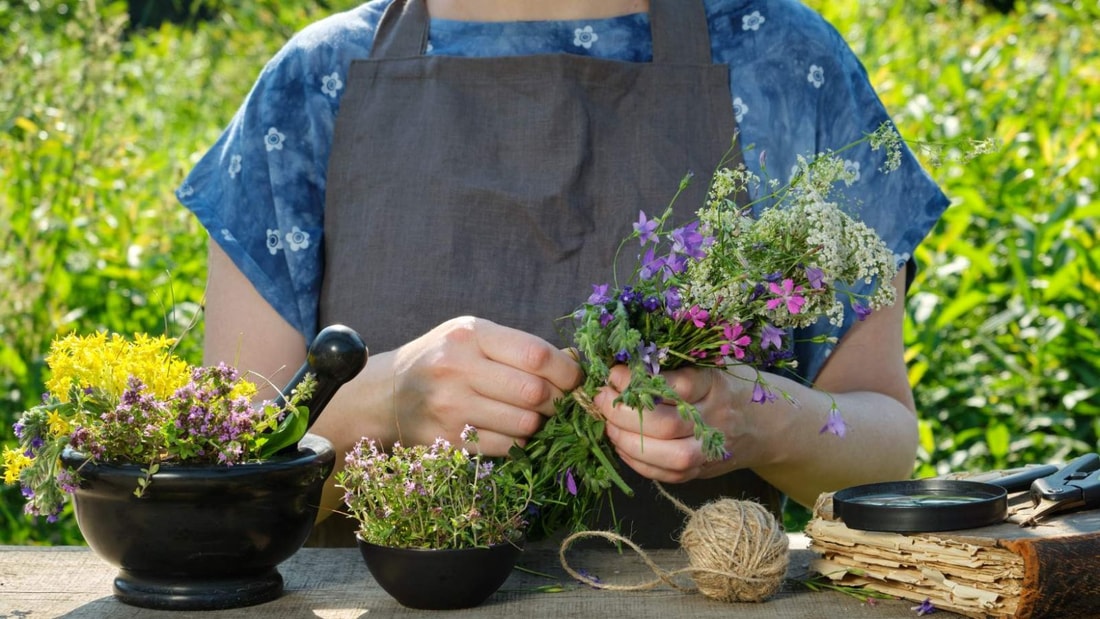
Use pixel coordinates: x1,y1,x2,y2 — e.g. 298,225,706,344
806,490,1100,618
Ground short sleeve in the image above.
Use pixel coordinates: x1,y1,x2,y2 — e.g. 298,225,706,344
713,0,950,380
176,7,381,343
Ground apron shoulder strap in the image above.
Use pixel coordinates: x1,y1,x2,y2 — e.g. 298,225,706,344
650,0,713,65
370,0,429,59
371,0,713,65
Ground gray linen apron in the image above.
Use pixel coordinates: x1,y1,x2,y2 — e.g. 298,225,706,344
313,0,783,548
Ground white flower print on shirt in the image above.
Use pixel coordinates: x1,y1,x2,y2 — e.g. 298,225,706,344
285,226,310,251
227,154,242,179
220,228,236,242
266,229,284,255
732,97,749,123
321,72,343,98
264,127,286,152
742,11,765,31
574,26,598,49
807,64,825,88
843,159,862,183
177,182,194,198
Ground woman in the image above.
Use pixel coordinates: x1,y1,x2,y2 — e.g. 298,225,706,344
179,0,948,547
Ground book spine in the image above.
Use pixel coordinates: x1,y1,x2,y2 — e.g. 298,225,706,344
1005,532,1100,619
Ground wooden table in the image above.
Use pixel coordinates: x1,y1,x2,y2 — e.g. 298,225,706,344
0,535,957,617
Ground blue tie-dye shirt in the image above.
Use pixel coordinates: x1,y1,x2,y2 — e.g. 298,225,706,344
177,0,949,381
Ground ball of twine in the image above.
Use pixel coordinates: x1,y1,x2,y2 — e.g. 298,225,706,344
678,496,789,602
559,483,789,603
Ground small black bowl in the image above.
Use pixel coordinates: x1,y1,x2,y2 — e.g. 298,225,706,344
358,538,523,609
61,433,335,610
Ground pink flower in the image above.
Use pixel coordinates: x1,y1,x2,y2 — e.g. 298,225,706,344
766,279,806,314
720,323,751,360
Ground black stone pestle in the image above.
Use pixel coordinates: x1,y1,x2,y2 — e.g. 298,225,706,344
274,325,368,452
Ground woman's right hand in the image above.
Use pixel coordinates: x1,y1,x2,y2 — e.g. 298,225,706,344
386,316,582,455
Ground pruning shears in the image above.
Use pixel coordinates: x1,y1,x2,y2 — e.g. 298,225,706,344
1020,453,1100,527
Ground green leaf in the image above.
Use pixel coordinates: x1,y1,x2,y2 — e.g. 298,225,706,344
257,405,309,459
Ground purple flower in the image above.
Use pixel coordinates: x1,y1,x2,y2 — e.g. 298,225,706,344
587,283,612,305
852,300,873,321
633,211,659,245
12,421,24,439
670,221,709,260
619,286,638,305
599,310,614,327
805,266,825,289
642,295,660,312
614,349,631,363
640,248,666,280
562,468,578,496
911,598,935,615
751,381,776,404
819,408,847,438
663,252,689,278
760,323,785,350
766,279,807,314
639,342,669,376
664,287,683,311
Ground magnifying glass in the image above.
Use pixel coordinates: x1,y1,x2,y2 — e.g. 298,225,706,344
832,465,1059,533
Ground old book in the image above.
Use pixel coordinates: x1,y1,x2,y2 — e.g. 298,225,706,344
805,489,1100,618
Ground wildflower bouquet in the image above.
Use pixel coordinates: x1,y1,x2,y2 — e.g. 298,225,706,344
3,332,315,521
337,425,530,549
517,128,902,538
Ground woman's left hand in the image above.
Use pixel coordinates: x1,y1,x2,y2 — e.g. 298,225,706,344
595,363,766,483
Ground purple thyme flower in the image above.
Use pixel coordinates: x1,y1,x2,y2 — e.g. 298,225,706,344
587,283,611,305
819,408,848,438
633,211,659,245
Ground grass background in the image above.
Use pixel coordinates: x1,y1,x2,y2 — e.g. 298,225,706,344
1,0,1097,543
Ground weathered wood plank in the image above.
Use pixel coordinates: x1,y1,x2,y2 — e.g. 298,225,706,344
0,537,954,618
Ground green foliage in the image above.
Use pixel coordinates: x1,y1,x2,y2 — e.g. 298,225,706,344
0,0,352,543
1,0,1096,541
807,0,1100,479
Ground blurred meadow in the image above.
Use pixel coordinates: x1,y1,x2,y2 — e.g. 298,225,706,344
1,0,1097,542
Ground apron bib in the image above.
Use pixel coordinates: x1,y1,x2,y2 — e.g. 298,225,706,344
315,0,782,548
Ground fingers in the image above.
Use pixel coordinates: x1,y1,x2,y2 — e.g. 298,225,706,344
605,422,707,483
475,319,583,394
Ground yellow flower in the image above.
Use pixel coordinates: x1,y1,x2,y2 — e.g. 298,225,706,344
230,379,258,401
44,332,192,403
46,410,72,437
2,447,32,485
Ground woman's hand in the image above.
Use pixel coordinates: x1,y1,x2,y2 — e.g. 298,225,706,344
596,363,767,483
388,316,582,455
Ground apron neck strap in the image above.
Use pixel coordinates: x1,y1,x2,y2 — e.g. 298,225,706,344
369,0,712,64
